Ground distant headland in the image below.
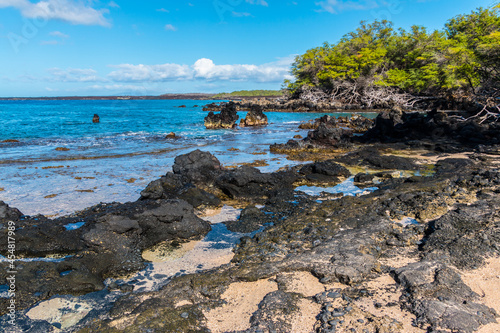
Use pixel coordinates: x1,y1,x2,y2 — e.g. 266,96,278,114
0,90,284,101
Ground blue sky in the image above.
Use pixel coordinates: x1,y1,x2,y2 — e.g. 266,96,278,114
0,0,497,97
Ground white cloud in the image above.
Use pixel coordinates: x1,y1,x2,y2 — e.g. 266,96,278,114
49,30,69,38
108,1,119,8
48,68,105,82
107,57,294,83
245,0,269,6
108,63,192,82
164,24,177,31
315,0,379,13
193,58,293,82
87,84,151,93
156,8,169,12
0,0,111,26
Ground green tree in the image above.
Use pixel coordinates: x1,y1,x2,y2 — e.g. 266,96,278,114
287,6,500,104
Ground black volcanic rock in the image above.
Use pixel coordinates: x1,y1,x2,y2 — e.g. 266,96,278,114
204,101,239,129
240,105,268,127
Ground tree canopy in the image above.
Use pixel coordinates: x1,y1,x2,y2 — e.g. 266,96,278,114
286,7,500,106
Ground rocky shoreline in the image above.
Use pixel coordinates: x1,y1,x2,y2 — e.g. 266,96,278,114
1,107,500,332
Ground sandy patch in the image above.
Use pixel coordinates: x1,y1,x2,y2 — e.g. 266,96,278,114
277,271,327,297
461,257,500,333
326,249,425,332
26,297,93,330
290,298,322,333
108,314,140,330
203,279,278,333
353,274,426,333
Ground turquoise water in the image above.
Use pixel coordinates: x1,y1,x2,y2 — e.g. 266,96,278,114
0,100,376,216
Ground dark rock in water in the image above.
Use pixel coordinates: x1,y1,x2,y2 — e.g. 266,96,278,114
307,123,353,147
0,201,23,222
216,166,297,200
240,105,268,127
135,200,211,248
204,101,239,129
1,139,20,143
92,114,100,123
300,160,352,180
172,150,222,183
216,166,275,199
140,150,225,207
354,173,375,183
393,260,497,332
177,105,187,108
140,173,221,208
165,132,178,139
172,149,223,185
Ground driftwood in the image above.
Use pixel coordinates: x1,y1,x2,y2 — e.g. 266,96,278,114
297,80,436,109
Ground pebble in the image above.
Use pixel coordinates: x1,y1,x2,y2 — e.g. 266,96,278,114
332,312,345,318
357,319,364,324
180,312,189,319
328,292,341,299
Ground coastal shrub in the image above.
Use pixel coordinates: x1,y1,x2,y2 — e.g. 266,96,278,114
286,6,500,104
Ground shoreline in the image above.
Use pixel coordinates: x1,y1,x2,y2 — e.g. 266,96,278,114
1,107,500,332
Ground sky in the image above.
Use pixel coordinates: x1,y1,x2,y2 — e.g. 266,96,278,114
0,0,497,97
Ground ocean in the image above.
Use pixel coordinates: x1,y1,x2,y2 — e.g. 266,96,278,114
0,99,372,217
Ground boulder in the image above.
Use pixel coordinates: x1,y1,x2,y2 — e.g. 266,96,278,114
0,201,23,222
240,105,268,127
306,123,353,146
204,102,239,129
172,149,223,185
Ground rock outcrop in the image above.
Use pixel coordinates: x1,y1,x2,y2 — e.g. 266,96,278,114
240,105,268,127
204,101,239,129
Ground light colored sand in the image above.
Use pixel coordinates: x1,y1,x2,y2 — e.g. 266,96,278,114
461,257,500,333
26,297,93,330
353,274,426,333
332,248,425,332
290,298,322,333
203,279,279,333
278,271,328,297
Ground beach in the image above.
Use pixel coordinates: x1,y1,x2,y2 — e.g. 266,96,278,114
0,102,499,333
